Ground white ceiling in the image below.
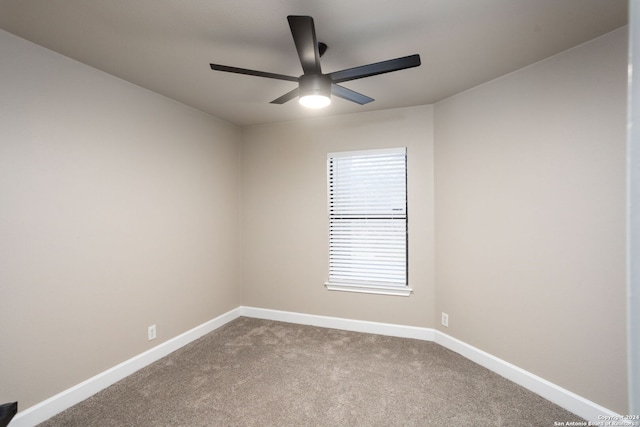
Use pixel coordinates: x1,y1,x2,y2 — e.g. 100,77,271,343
0,0,628,127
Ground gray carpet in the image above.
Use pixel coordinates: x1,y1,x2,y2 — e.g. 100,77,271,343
38,317,584,426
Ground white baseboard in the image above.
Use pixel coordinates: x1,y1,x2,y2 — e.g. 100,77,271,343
240,306,619,422
13,305,618,426
11,307,242,427
239,306,435,341
433,331,619,422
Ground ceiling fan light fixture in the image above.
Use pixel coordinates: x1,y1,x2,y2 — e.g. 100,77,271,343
299,94,331,109
298,74,332,109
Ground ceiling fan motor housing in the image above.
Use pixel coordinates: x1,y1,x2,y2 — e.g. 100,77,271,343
299,74,332,98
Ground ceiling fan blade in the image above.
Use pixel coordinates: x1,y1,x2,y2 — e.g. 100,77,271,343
328,54,421,83
331,84,374,105
210,63,298,82
270,88,299,104
287,15,322,75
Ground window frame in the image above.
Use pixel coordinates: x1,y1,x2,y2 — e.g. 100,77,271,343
324,147,411,297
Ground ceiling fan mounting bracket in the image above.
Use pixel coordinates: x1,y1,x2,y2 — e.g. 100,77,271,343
318,42,327,57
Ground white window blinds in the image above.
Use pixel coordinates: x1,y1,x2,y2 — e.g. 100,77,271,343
327,148,408,293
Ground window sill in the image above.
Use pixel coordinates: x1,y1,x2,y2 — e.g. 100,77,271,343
324,282,413,297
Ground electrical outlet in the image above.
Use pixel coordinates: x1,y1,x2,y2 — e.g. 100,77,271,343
148,324,157,341
441,312,449,327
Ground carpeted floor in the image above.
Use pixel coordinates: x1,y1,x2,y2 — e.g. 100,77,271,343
38,317,585,426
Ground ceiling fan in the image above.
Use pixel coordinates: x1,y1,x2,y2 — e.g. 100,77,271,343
209,15,421,109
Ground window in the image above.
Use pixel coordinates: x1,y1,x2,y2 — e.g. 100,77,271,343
325,147,411,296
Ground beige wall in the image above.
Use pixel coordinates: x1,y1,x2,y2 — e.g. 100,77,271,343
434,28,628,413
0,30,241,410
241,106,435,327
